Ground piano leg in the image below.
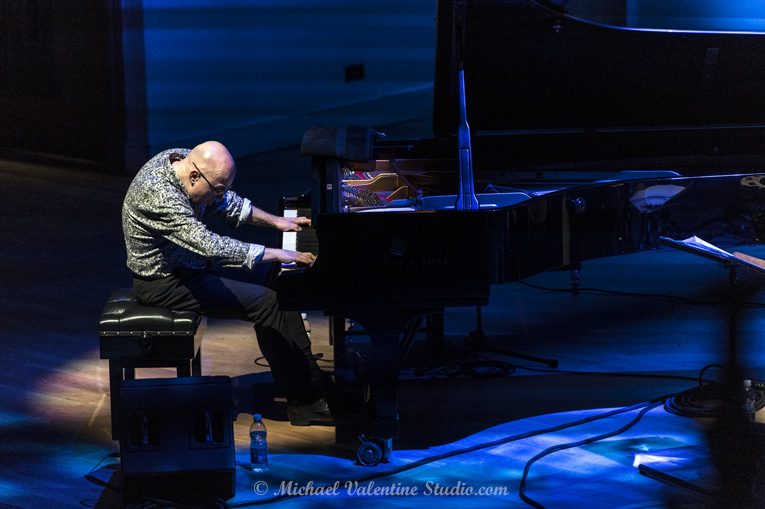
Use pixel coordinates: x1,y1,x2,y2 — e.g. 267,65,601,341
369,328,399,462
343,308,440,464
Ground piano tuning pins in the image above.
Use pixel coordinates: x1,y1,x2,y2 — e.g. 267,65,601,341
341,183,384,208
342,165,361,180
341,165,372,181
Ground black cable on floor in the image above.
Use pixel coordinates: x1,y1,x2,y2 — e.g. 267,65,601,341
665,383,765,418
660,363,765,418
518,400,665,509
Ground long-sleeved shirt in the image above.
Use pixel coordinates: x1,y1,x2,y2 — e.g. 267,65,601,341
122,148,264,278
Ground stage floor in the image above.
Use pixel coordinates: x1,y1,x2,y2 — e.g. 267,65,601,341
4,130,765,508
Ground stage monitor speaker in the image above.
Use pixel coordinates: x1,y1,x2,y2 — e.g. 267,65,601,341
118,376,236,502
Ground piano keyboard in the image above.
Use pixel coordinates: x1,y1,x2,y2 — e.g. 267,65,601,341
282,208,299,253
280,195,318,270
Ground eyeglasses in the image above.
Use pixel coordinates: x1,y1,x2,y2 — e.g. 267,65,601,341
193,162,229,196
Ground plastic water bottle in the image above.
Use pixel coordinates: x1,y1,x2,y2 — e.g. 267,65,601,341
249,414,268,472
744,379,757,422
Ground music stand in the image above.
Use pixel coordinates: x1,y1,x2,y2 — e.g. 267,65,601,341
659,236,765,367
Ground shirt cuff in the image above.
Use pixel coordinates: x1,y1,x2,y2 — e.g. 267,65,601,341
236,198,252,227
244,243,265,270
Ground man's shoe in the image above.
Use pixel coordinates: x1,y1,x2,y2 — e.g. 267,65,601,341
288,398,334,426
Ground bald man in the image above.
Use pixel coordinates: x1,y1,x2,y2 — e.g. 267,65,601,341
122,141,331,426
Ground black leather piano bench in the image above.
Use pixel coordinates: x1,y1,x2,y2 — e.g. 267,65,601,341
98,288,207,440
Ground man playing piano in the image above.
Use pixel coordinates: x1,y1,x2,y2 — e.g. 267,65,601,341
122,140,332,426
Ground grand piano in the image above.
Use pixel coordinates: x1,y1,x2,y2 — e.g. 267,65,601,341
276,0,765,464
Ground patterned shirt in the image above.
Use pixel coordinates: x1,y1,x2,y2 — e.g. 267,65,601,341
122,148,264,278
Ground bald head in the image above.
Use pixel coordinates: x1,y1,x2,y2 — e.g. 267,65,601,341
178,141,236,206
189,141,236,181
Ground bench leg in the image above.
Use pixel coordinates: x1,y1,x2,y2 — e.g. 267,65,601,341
106,345,202,440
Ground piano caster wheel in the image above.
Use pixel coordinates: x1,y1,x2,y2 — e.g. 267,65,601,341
356,435,383,466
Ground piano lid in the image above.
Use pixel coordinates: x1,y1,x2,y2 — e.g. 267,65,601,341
432,0,765,170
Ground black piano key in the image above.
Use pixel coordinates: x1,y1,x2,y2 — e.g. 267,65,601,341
296,228,319,256
293,207,318,255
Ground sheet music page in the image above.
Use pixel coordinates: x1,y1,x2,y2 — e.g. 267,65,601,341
678,235,736,260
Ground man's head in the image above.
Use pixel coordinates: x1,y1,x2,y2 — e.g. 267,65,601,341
178,141,236,206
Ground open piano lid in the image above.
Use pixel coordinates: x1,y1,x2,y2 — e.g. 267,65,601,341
432,0,765,172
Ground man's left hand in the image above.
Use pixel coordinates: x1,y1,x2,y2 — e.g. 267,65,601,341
276,216,311,232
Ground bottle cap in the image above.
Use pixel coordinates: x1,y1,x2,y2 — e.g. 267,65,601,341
254,413,262,420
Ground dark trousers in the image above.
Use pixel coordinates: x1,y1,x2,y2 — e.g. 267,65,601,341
132,264,324,406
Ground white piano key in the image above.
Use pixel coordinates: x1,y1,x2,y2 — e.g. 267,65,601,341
282,208,298,251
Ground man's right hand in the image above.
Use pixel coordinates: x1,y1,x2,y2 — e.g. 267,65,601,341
293,250,317,266
263,248,316,266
